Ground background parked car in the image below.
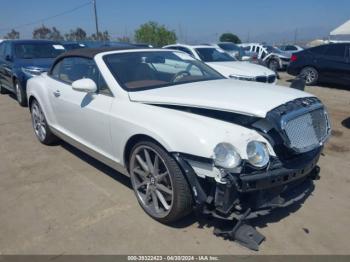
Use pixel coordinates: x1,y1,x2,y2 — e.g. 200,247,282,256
239,43,291,71
287,43,350,86
163,44,277,84
0,40,65,106
211,42,248,60
278,44,304,54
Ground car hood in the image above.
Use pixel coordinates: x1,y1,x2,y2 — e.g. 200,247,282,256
206,61,275,77
16,58,55,71
128,79,313,118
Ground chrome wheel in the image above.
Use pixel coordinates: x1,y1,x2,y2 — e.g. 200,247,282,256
31,102,47,142
300,67,318,85
16,82,22,104
130,146,174,218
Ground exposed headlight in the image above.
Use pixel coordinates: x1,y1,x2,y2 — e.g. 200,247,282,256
246,141,269,168
213,143,241,169
229,75,255,81
22,67,45,76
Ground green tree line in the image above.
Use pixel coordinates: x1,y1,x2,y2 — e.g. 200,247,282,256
2,22,241,47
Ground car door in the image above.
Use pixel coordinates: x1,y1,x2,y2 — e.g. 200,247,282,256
0,42,14,90
319,44,348,82
344,45,350,83
47,56,115,158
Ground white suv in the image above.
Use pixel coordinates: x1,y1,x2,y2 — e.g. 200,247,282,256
163,44,277,84
239,43,291,71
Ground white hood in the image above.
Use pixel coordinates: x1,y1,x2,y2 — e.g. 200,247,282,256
206,61,275,78
128,79,313,118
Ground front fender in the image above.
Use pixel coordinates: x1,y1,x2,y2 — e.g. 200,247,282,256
111,101,276,165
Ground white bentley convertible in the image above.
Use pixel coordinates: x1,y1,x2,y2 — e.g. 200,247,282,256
27,48,330,235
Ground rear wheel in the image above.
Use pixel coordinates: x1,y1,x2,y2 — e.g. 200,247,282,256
300,66,319,85
30,99,58,145
129,141,193,224
268,58,280,71
15,80,27,107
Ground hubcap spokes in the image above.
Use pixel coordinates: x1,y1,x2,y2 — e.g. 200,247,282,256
302,69,316,84
32,103,46,141
131,147,173,217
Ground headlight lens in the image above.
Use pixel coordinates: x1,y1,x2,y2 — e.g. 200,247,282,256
229,74,255,81
213,143,241,169
22,67,44,76
246,141,269,167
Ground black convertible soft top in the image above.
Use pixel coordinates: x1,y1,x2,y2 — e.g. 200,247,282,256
56,46,140,60
49,46,140,74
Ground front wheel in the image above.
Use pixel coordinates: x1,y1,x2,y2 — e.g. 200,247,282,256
300,66,319,85
129,141,193,224
30,99,58,145
15,80,27,107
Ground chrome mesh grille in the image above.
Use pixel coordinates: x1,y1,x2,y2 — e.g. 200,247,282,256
283,107,329,152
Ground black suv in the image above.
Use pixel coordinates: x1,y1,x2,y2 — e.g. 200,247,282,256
287,43,350,86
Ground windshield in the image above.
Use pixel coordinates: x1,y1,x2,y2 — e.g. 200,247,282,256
217,43,239,51
14,43,65,59
104,51,224,91
263,45,282,54
195,48,236,62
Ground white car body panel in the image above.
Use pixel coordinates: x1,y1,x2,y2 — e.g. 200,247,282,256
26,49,316,179
128,79,311,118
163,44,276,83
206,61,275,79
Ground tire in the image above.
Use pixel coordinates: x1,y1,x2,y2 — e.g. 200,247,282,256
15,80,27,107
268,58,280,72
299,66,319,85
30,99,59,145
129,140,193,224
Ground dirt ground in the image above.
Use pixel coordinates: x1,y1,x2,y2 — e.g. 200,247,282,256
0,72,349,255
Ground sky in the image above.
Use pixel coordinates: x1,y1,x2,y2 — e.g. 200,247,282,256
0,0,349,43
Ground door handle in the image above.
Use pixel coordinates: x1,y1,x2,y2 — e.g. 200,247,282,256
53,90,60,97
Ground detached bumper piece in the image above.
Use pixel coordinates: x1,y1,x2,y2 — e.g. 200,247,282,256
213,209,265,251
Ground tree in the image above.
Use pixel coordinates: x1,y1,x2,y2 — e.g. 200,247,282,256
50,27,64,41
3,29,20,39
219,33,241,44
65,27,88,41
33,25,52,39
134,21,176,47
90,30,110,41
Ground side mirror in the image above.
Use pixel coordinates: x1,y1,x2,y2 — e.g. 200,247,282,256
5,55,12,62
72,78,97,93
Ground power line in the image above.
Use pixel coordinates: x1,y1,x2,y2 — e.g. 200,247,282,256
0,1,92,32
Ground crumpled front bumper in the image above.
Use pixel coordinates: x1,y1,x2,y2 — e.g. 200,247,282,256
174,148,321,220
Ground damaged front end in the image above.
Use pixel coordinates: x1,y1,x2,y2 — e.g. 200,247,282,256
173,149,321,251
171,97,331,251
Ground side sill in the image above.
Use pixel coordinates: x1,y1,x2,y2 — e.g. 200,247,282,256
50,126,129,177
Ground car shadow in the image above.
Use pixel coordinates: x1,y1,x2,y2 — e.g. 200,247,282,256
341,117,350,129
60,141,132,189
59,140,315,233
286,77,350,91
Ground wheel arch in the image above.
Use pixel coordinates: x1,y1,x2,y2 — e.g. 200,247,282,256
123,134,170,171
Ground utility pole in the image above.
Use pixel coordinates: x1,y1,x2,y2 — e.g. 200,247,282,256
93,0,99,36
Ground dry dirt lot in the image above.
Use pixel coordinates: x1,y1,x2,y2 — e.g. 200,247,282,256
0,73,349,255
